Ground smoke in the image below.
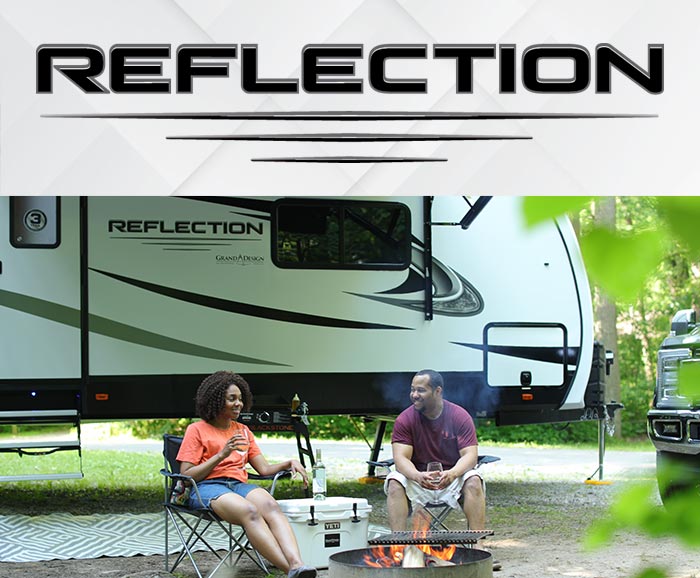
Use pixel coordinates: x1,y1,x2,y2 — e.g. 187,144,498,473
377,371,502,419
442,372,501,419
377,372,414,413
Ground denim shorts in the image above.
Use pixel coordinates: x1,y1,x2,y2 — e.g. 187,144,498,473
189,478,259,509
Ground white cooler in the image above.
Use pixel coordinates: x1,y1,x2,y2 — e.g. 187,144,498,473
277,496,372,568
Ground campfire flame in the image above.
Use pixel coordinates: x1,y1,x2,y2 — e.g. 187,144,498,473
364,524,457,567
363,543,457,567
363,544,404,567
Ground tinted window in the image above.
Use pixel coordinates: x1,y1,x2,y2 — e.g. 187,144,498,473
275,201,409,269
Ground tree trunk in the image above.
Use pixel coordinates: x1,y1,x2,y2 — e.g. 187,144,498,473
592,197,622,437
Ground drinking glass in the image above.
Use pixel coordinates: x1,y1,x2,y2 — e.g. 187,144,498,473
426,461,443,503
235,426,249,457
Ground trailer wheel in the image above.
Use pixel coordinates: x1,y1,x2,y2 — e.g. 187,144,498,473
656,451,700,508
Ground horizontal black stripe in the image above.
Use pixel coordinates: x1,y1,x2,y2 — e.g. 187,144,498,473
452,342,580,365
251,156,447,163
81,369,576,421
89,268,410,330
44,111,657,121
179,196,273,217
167,133,531,142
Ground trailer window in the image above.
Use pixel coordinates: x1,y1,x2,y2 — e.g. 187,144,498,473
274,201,410,269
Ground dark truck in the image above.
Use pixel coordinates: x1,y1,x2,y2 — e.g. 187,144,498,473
647,308,700,505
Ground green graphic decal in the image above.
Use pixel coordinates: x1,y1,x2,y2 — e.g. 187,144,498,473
0,289,287,366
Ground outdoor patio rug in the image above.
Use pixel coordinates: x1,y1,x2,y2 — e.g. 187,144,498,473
0,512,232,562
0,513,391,563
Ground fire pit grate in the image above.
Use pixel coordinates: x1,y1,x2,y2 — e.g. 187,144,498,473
369,530,493,546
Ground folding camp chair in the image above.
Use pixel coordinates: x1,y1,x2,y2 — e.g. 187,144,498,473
370,454,500,533
422,454,500,532
161,433,291,578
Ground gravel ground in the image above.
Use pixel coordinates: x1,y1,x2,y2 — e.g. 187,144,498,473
1,448,699,578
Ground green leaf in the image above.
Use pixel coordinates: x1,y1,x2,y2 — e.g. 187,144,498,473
633,568,668,578
678,359,700,399
657,197,700,256
522,196,594,227
660,489,700,546
608,482,655,525
583,518,619,550
580,228,666,301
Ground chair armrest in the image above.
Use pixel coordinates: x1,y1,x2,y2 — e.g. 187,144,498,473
248,468,292,482
160,469,195,482
476,455,501,467
367,459,394,468
365,456,499,473
249,468,293,496
160,469,207,507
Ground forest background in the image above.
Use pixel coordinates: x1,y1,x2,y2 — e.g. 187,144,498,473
121,196,700,448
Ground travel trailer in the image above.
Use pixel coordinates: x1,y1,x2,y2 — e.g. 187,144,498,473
0,196,611,477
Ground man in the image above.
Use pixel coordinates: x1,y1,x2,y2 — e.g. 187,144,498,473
385,369,486,532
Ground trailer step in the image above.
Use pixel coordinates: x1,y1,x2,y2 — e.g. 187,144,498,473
0,409,84,482
0,473,84,482
0,409,79,423
0,440,81,451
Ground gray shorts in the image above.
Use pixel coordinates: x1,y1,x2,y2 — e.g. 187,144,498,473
383,469,484,509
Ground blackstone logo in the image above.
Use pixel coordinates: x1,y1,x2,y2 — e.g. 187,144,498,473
216,254,264,266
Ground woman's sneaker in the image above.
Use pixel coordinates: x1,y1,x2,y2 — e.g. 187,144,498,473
288,565,317,578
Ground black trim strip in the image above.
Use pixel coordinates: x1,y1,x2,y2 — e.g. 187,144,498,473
251,156,447,163
89,268,411,330
110,236,256,242
179,197,274,216
44,111,657,121
141,242,232,246
555,221,586,390
167,133,531,142
83,370,492,419
80,197,88,399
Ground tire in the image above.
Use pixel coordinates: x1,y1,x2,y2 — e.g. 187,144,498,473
656,451,700,508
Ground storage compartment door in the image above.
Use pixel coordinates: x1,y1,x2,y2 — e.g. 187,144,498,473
485,323,567,387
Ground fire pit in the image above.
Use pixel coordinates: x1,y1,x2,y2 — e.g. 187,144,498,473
329,547,492,577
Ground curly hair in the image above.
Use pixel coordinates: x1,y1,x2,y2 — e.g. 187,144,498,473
195,371,253,423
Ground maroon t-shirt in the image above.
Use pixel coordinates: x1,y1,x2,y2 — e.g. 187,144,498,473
391,400,477,471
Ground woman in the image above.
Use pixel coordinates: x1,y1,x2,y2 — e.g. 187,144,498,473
177,370,317,578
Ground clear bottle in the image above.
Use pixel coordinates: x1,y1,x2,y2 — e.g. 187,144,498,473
312,448,326,500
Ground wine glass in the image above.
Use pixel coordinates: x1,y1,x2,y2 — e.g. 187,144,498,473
426,461,443,503
235,426,249,457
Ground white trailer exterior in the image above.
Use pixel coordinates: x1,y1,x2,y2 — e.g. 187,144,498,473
1,195,597,426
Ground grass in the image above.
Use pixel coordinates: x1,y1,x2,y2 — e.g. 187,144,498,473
0,448,387,517
0,422,655,517
0,450,163,515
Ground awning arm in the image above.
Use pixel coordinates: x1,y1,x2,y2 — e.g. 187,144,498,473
459,196,492,229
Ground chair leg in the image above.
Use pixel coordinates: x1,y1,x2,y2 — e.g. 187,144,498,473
424,504,453,532
221,520,269,573
166,509,206,578
164,507,169,573
165,507,270,576
231,531,269,573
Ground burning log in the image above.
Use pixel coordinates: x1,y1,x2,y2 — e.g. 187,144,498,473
401,545,425,568
329,547,494,576
425,554,456,567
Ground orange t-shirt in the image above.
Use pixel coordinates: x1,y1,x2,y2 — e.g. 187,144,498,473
177,420,262,483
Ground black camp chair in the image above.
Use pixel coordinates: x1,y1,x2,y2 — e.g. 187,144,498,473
369,454,500,532
161,433,291,578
